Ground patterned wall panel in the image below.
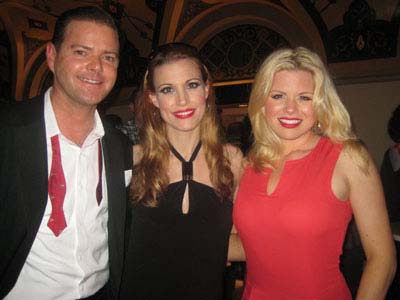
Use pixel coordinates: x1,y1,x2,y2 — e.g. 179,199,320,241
327,0,398,62
301,0,399,63
200,24,289,82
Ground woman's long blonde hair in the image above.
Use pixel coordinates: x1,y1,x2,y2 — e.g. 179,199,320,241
131,43,234,206
248,47,369,172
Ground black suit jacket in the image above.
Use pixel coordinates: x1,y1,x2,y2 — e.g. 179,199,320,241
0,96,132,299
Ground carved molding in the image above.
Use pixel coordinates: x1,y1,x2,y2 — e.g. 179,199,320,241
176,0,215,34
22,32,46,66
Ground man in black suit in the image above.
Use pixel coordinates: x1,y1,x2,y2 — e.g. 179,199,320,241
0,6,132,299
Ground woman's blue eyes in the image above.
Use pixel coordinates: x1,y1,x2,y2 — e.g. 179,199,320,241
270,94,312,101
159,82,201,94
299,95,312,101
271,94,282,100
160,87,173,94
188,82,200,88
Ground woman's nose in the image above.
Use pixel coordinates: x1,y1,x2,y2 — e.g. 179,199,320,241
176,89,189,106
285,99,297,113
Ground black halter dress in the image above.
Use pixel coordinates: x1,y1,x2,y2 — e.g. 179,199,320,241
120,143,233,300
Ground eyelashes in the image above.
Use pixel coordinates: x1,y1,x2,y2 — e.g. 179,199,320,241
157,80,203,95
269,93,313,102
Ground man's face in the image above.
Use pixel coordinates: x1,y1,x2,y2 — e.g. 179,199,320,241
47,20,119,109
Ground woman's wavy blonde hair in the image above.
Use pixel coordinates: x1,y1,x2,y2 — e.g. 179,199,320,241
248,47,369,172
131,43,234,206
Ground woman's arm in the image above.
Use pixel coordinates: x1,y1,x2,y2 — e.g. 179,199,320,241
228,225,246,262
224,143,244,192
337,149,396,300
224,144,246,262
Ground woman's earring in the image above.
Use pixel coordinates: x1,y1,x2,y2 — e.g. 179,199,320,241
314,121,322,134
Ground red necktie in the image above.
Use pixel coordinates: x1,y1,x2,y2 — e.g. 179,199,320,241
96,140,103,205
48,135,67,237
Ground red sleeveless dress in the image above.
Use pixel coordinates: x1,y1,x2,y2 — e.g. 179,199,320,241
233,137,353,300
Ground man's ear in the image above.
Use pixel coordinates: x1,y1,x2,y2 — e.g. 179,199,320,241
46,42,57,72
149,92,160,108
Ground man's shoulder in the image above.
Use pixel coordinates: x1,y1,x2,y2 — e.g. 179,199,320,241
103,119,132,150
0,96,44,126
109,128,132,148
101,119,133,169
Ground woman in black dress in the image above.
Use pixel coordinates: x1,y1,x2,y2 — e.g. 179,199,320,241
120,43,243,300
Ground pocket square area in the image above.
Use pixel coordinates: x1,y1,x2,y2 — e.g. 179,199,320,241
124,170,132,186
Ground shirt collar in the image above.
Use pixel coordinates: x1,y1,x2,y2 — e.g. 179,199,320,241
44,87,105,146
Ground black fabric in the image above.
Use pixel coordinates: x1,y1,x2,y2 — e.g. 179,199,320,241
170,142,201,182
380,149,400,222
121,145,232,300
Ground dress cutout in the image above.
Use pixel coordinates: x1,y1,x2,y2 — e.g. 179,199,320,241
121,143,233,300
233,137,353,300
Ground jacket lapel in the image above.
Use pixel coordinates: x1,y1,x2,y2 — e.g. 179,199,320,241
0,97,48,297
102,123,130,295
16,98,49,238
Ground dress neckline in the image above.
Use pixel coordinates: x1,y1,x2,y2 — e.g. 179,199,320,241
285,136,325,165
170,142,202,181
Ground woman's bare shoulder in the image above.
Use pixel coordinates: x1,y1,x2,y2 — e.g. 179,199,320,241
223,143,245,179
133,144,143,165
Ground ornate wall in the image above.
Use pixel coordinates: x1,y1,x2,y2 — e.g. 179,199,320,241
0,0,399,162
0,2,53,101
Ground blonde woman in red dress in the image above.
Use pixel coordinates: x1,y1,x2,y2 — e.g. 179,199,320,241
233,47,395,300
